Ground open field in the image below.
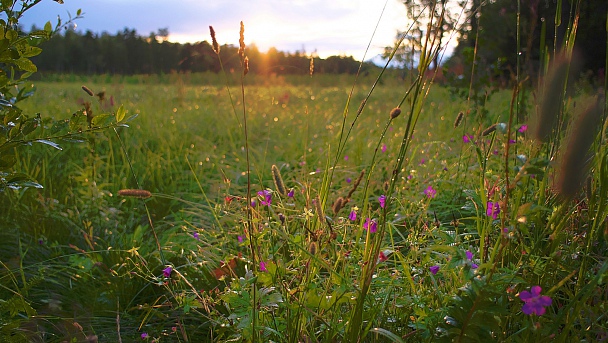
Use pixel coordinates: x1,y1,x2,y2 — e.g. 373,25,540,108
1,73,607,342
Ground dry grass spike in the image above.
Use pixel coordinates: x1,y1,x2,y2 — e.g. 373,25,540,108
209,26,220,54
454,111,464,128
482,123,497,136
309,56,314,77
238,21,245,60
82,86,94,97
314,196,325,224
346,170,365,199
308,241,318,255
118,189,152,199
271,164,287,196
332,197,347,215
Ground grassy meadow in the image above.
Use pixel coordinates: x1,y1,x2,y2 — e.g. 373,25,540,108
2,65,607,342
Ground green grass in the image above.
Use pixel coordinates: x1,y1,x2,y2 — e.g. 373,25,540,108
1,71,607,342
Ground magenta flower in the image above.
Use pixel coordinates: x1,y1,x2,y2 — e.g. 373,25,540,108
257,190,272,206
424,185,436,199
466,250,478,269
381,144,387,153
348,209,357,221
429,265,440,275
287,188,294,197
259,261,267,272
237,235,243,243
463,134,473,143
163,266,172,278
141,332,149,339
344,155,349,161
378,195,386,208
193,232,200,240
363,218,377,233
519,286,552,315
486,201,500,219
419,158,426,165
518,125,528,133
346,177,352,183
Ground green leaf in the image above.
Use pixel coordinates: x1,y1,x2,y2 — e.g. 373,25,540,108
115,104,126,122
370,328,406,343
44,21,52,33
123,113,138,122
0,38,8,53
5,30,17,41
16,181,43,189
14,57,37,72
69,112,87,132
19,46,42,58
91,113,113,127
0,154,17,169
34,139,62,150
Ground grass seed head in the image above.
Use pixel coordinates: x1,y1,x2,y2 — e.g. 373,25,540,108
556,97,602,199
209,26,220,54
271,164,287,196
332,196,346,215
347,170,365,199
357,99,366,116
482,123,497,136
390,107,402,119
534,53,581,142
118,189,152,199
309,57,314,77
239,21,245,59
454,111,464,128
309,241,318,255
314,196,325,223
82,86,94,96
243,56,249,75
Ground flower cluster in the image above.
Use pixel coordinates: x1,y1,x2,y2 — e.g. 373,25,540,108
257,190,272,206
378,195,386,208
363,218,378,233
424,185,436,199
486,201,500,219
519,286,552,315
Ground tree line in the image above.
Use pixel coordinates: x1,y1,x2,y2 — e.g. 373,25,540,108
396,0,607,85
30,27,374,76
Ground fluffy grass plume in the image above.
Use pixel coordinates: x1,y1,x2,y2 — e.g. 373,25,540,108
533,53,580,142
556,97,602,198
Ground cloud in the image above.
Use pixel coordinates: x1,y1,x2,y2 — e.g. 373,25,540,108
19,0,408,59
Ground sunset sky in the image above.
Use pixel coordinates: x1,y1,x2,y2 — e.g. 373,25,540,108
21,0,410,60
